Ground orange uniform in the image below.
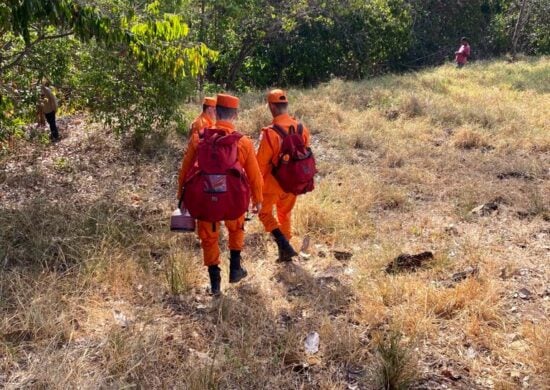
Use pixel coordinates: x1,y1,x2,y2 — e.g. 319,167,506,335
189,111,214,138
177,120,263,266
257,113,311,239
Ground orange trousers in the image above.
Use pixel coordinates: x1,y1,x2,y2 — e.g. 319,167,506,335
258,191,297,240
197,216,245,266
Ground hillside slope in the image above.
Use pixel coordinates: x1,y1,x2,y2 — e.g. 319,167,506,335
1,58,549,389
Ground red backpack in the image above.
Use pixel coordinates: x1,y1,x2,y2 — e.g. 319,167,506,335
266,123,316,195
183,129,251,222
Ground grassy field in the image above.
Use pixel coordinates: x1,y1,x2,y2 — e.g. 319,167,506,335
1,57,549,389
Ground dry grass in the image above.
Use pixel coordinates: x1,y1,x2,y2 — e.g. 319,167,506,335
1,58,549,388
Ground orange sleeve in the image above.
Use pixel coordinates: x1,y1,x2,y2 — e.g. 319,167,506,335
301,123,311,147
190,120,200,138
256,127,277,179
177,134,199,199
242,137,263,204
190,115,205,138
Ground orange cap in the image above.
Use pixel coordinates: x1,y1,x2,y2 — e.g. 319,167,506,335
216,93,239,109
267,89,288,104
203,97,216,107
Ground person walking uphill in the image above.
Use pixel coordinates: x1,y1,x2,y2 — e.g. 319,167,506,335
189,97,216,138
455,37,471,68
257,89,316,262
40,84,59,142
177,94,263,296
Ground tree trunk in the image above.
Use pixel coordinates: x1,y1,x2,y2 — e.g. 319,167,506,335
197,0,206,92
511,0,528,58
225,40,254,90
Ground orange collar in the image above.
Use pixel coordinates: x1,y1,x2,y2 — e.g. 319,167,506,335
214,120,235,133
201,112,213,120
273,113,292,123
201,112,214,125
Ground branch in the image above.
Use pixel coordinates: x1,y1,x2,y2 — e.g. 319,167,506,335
0,30,74,74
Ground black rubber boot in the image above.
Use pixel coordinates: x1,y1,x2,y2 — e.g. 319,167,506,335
208,265,221,296
271,228,298,262
229,250,247,283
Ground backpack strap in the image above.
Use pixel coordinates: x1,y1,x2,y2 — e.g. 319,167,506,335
201,127,231,141
270,124,287,138
198,127,209,139
264,124,285,153
297,122,303,135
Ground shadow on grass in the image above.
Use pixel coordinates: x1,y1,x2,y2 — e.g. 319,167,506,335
163,280,314,388
0,198,162,271
274,262,355,317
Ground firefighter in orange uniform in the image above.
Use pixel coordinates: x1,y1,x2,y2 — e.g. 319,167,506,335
256,89,311,262
177,94,263,295
189,96,216,138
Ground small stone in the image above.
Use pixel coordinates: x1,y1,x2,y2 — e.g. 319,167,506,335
470,202,499,216
300,235,311,254
445,224,459,235
304,331,320,354
451,266,478,282
518,288,532,300
344,267,355,276
112,310,129,327
506,333,521,342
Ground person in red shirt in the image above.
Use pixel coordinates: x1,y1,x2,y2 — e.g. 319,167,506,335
455,37,471,68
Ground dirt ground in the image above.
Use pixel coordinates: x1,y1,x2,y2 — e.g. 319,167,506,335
1,59,549,389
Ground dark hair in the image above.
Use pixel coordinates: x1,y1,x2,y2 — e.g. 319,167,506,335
216,106,237,120
461,37,469,43
202,104,209,112
271,102,288,115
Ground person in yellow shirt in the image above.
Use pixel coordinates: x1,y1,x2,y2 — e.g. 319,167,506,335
40,84,59,142
189,97,216,138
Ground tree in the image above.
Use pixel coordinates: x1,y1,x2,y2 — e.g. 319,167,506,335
0,0,216,142
511,0,528,58
190,0,411,89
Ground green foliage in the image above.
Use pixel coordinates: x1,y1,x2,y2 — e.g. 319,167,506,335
0,0,215,142
402,0,549,67
195,0,411,88
506,0,550,55
72,41,196,140
375,331,417,390
1,0,548,145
